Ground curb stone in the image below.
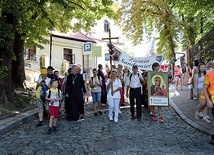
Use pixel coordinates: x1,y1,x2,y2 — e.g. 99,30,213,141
169,98,212,136
0,109,38,135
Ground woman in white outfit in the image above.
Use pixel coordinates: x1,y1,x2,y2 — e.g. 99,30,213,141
106,70,122,122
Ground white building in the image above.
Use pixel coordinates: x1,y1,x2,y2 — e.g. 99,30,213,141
24,31,96,75
86,18,127,74
24,18,129,76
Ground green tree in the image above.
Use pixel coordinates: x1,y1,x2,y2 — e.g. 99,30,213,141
116,0,182,62
0,0,114,105
116,0,214,60
174,0,214,51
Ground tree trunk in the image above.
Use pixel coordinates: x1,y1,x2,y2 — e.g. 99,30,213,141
0,50,14,105
12,31,26,88
168,35,176,78
0,12,16,105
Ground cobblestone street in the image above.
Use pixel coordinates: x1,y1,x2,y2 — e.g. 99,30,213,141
0,102,213,155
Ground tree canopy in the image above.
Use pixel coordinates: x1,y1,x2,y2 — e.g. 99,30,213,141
0,0,115,105
115,0,214,61
1,0,115,49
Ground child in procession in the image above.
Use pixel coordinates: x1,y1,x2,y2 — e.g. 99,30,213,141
45,79,62,134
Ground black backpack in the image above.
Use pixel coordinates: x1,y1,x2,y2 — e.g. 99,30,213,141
91,76,101,82
129,73,141,81
47,89,60,100
129,73,143,85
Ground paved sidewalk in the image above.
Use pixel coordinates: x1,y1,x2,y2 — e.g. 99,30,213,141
0,108,38,135
169,84,214,135
0,84,213,136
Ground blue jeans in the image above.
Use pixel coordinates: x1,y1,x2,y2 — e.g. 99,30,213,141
91,92,101,103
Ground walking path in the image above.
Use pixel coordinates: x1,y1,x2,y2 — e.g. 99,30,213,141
0,84,213,136
169,84,213,135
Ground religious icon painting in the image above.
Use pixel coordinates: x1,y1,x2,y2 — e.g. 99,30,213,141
113,48,122,62
147,71,169,107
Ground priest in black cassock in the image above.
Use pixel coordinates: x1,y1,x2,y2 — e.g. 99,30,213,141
65,65,86,121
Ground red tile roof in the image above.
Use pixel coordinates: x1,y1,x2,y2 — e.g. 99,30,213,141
51,31,96,43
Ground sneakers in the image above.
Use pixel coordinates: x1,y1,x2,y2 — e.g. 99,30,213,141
151,115,158,121
159,117,164,123
94,112,98,116
195,111,199,119
48,127,52,134
114,119,118,123
199,112,211,119
199,112,203,118
202,117,211,123
109,118,113,122
210,134,214,144
209,138,214,144
80,115,84,120
130,116,136,120
36,121,44,127
98,111,102,115
206,115,210,119
53,126,57,132
137,118,142,122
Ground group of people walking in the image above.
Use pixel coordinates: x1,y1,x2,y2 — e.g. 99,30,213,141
35,62,167,133
185,59,214,143
34,59,214,143
172,59,214,143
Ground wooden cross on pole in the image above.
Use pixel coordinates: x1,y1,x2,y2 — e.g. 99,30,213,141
101,28,119,74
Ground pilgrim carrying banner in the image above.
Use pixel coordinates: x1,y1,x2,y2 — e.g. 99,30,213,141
113,46,164,71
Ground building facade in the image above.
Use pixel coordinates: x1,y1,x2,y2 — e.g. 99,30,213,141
24,31,96,75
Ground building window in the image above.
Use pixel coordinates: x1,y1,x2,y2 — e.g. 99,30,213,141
24,47,37,61
64,48,75,64
104,20,109,32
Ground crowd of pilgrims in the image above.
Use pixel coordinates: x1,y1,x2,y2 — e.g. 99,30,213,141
34,60,214,143
35,62,167,134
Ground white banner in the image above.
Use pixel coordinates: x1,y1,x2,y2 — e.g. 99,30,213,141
113,46,164,71
149,97,169,106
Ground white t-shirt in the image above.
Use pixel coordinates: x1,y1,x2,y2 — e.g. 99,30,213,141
188,78,193,89
197,75,204,89
82,73,87,81
106,78,122,98
192,66,198,77
46,89,62,107
126,73,143,88
63,76,67,85
38,76,51,86
90,76,102,92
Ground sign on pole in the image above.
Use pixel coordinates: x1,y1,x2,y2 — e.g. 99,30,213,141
105,53,110,61
92,46,102,57
83,42,92,55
